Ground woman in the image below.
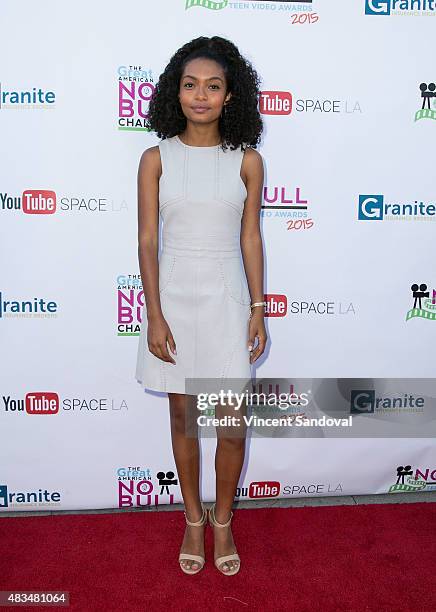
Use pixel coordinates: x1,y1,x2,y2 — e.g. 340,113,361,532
135,36,267,576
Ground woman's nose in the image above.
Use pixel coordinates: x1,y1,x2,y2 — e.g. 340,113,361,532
195,87,208,99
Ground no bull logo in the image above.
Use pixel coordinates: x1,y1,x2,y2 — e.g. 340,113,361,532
118,471,177,507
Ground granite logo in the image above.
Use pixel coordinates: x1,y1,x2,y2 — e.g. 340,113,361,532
406,282,436,322
0,84,56,109
0,484,61,508
358,194,436,221
365,0,390,14
365,0,436,16
350,390,424,413
351,390,375,413
358,195,383,220
0,291,58,319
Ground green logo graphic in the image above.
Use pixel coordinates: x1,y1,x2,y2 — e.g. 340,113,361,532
406,283,436,322
389,476,427,493
185,0,228,9
415,82,436,122
415,107,436,122
406,299,436,321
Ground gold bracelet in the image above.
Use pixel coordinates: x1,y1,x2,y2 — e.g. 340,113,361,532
250,301,266,309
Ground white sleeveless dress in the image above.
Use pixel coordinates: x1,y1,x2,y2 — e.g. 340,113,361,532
135,134,253,394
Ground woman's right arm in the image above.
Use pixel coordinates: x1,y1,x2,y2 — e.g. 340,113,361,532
137,147,161,320
137,147,176,364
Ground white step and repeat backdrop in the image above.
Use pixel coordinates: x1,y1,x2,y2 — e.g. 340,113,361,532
1,0,435,512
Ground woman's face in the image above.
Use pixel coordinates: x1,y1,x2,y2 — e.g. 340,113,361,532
178,58,231,125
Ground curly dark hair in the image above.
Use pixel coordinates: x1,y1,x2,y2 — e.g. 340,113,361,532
146,36,263,151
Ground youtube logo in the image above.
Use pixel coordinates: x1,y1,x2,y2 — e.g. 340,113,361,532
26,392,59,414
249,481,280,498
259,91,292,115
265,294,287,317
22,190,56,214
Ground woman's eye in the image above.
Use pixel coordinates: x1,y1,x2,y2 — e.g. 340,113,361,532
183,83,219,89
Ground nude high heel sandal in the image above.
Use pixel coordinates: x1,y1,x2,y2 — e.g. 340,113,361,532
209,503,241,576
178,502,207,575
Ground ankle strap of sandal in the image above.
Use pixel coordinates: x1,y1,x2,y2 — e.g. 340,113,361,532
211,503,233,528
184,503,206,526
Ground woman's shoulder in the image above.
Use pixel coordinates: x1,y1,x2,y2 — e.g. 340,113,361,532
138,145,162,178
240,145,264,185
139,136,178,177
140,136,175,158
243,145,262,160
139,144,160,164
242,145,264,170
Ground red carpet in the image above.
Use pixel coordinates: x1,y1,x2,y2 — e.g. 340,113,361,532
1,502,435,611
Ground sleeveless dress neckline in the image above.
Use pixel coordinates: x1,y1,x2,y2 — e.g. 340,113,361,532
175,134,222,149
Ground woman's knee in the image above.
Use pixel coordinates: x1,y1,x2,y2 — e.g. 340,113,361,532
169,393,196,433
217,435,246,452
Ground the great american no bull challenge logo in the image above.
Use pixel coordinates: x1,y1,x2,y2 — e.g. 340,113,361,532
365,0,436,16
118,65,155,131
117,467,178,507
388,464,436,493
118,274,143,335
406,282,436,321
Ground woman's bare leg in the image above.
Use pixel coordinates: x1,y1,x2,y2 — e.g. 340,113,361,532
168,392,204,571
213,397,247,572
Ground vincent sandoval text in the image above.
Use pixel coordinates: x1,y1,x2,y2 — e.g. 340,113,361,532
197,415,353,428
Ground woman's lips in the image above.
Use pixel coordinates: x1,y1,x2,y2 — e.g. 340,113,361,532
192,107,210,113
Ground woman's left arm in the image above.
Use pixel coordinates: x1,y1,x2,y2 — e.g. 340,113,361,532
240,147,268,364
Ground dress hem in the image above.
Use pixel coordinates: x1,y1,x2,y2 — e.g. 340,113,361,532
135,376,186,395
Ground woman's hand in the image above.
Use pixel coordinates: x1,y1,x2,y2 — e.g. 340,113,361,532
147,314,177,364
248,308,267,364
